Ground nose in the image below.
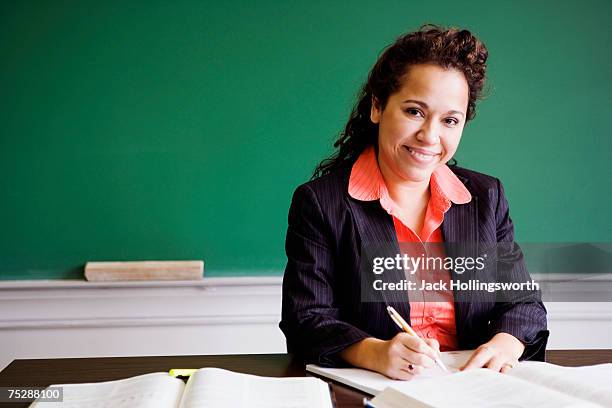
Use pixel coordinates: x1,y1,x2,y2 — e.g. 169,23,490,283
416,119,440,145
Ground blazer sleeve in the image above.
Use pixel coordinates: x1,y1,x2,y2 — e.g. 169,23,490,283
487,179,549,361
279,183,370,367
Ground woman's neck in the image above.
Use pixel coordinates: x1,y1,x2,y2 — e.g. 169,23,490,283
377,155,431,235
377,157,431,207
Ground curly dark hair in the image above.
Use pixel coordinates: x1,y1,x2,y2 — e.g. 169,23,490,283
312,24,488,179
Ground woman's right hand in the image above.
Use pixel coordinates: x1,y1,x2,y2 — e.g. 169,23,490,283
338,334,441,380
372,333,440,380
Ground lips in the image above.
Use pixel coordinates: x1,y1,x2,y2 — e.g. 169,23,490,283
403,146,441,164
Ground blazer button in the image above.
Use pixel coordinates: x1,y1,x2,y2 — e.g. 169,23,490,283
426,331,435,338
426,316,435,323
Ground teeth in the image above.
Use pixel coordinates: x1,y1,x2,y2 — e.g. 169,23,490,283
408,148,435,159
405,147,440,164
413,151,431,158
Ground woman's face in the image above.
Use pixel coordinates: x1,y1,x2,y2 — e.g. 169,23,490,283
371,63,469,184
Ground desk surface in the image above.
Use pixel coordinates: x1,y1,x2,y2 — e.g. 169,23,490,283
1,350,611,408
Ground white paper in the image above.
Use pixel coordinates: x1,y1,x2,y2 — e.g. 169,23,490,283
30,372,184,408
306,349,473,395
178,367,333,408
387,369,603,408
509,362,612,406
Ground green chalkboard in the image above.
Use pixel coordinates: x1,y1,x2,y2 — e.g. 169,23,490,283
1,0,611,279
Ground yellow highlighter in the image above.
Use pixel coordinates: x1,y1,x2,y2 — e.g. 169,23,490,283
169,369,198,378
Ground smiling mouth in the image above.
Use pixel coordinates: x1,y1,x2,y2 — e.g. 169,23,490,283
403,146,441,163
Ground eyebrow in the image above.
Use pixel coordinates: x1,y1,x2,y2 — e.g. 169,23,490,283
402,99,465,117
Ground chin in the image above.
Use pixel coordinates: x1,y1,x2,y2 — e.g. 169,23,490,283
401,167,434,183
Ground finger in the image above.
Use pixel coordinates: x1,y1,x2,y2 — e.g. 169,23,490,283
400,370,416,381
393,369,416,381
389,340,422,369
461,346,495,371
500,363,513,374
406,364,425,375
398,362,422,378
391,365,417,381
398,334,438,363
399,348,434,368
398,358,425,375
423,338,440,353
485,355,506,372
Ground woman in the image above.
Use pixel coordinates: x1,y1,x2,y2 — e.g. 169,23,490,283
279,25,548,380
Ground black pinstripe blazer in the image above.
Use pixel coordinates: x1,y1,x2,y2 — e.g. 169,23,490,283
279,164,549,367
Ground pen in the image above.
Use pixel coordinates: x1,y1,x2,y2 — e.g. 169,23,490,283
386,306,449,373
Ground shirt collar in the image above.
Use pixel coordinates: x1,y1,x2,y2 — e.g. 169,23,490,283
348,146,471,205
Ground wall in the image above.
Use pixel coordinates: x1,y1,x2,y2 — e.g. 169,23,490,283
2,277,612,370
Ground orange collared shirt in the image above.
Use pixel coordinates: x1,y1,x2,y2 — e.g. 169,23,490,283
348,146,471,351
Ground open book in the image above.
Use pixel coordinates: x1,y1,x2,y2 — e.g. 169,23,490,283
307,351,612,407
30,367,333,408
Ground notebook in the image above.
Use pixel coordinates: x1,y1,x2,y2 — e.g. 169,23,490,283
368,362,612,407
30,367,333,408
306,349,473,395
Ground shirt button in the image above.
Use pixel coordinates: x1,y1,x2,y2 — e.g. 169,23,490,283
426,331,435,338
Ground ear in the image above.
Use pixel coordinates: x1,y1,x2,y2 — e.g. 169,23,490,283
370,95,381,124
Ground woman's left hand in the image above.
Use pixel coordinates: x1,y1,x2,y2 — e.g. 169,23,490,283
461,332,525,374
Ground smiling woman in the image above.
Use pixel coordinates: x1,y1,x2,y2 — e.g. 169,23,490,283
279,25,548,381
373,65,467,182
371,64,469,234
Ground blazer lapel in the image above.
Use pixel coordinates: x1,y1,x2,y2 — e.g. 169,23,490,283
441,196,479,341
441,197,479,249
346,197,412,323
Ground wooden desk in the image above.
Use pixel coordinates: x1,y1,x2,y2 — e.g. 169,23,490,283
1,350,611,408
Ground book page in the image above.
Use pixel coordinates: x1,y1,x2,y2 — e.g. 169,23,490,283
306,349,473,395
388,369,602,408
368,387,437,408
177,367,332,408
510,362,612,406
30,372,185,408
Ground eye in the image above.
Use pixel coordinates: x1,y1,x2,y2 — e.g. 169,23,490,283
444,117,460,126
404,107,424,117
